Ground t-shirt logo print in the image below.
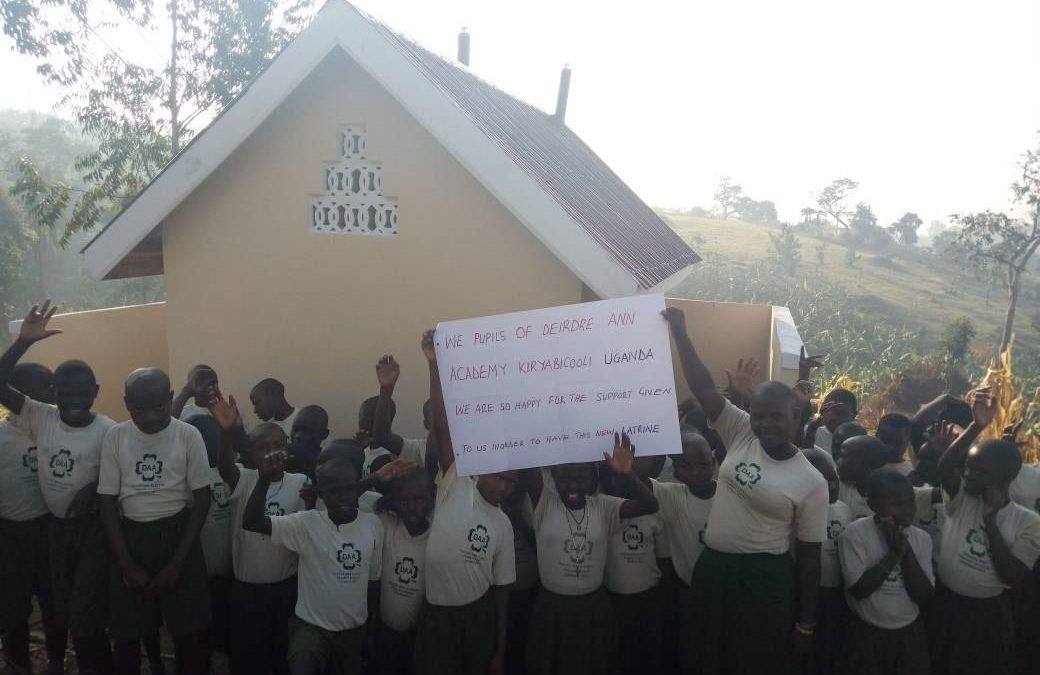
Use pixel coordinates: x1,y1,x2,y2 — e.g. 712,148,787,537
827,520,845,541
22,447,38,473
564,532,593,564
134,454,164,482
966,528,989,557
49,449,74,478
468,524,490,553
336,543,362,570
622,524,645,550
266,501,285,516
395,557,419,584
735,462,762,487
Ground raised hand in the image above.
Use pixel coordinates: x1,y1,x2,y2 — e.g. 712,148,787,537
376,354,401,389
258,449,287,481
930,422,958,456
373,458,419,482
661,306,687,336
798,346,825,380
421,329,437,363
208,390,241,432
725,357,760,397
969,387,997,429
604,431,635,475
1002,420,1025,445
18,300,61,344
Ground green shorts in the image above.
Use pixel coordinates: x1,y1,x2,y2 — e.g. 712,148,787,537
108,509,211,641
49,514,110,638
0,515,53,633
287,616,364,674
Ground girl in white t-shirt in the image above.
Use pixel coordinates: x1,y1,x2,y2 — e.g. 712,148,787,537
523,432,659,675
836,436,892,520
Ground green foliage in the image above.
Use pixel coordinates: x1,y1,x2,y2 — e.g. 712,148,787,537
0,190,33,321
734,196,779,227
941,316,976,363
768,223,801,274
713,176,742,219
813,177,858,229
888,212,922,246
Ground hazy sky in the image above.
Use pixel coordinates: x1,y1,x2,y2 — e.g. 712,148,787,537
2,0,1038,227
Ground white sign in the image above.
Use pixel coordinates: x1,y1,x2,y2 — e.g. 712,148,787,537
435,294,681,476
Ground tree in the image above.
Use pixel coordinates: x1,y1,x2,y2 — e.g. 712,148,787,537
713,176,743,219
888,212,922,246
941,316,976,364
814,177,858,229
768,223,802,275
952,134,1040,356
2,0,314,244
0,190,33,323
799,207,819,226
734,197,779,226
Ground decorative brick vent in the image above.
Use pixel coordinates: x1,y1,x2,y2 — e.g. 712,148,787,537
310,124,399,235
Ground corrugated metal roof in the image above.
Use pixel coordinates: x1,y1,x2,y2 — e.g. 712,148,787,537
364,15,700,289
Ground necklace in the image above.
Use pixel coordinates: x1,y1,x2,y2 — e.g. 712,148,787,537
266,478,285,502
564,502,589,537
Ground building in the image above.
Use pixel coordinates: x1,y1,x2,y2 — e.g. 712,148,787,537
11,0,802,434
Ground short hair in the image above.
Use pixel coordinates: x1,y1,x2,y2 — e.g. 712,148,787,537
878,413,912,432
248,422,287,446
376,469,435,515
823,388,858,415
316,455,359,487
359,396,396,427
10,362,53,392
184,414,220,451
804,447,837,480
319,438,365,476
54,360,96,386
679,426,711,456
751,381,796,409
251,378,285,398
834,422,868,444
188,364,215,378
975,439,1023,480
865,468,912,502
297,404,329,428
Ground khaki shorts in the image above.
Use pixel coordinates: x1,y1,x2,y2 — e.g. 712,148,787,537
287,616,364,674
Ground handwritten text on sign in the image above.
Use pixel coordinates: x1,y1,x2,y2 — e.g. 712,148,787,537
435,294,681,476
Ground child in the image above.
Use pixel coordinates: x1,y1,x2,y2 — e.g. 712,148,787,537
831,422,868,462
358,394,395,475
806,388,858,457
876,413,914,476
97,367,213,673
652,428,715,675
186,414,234,658
243,451,383,675
288,404,330,479
839,469,934,674
0,301,116,673
414,330,516,675
0,362,67,672
372,354,434,471
523,433,659,675
933,388,1040,675
374,464,435,675
837,435,892,520
208,393,310,675
664,306,828,674
602,453,667,675
501,482,539,675
175,364,219,420
250,378,298,435
804,447,853,675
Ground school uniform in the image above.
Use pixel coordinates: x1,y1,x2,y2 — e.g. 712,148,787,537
0,420,54,637
527,479,624,675
814,426,835,459
690,400,829,674
506,504,539,675
932,489,1040,675
840,481,873,521
228,467,308,675
652,479,712,674
269,508,383,674
605,509,667,675
810,499,853,675
269,408,299,437
414,464,515,675
913,487,944,565
10,399,114,639
200,466,233,654
376,513,429,675
97,417,213,641
839,518,933,675
1009,464,1040,675
179,402,212,421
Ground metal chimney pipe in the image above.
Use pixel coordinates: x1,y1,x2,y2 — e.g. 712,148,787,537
554,64,572,123
457,27,470,66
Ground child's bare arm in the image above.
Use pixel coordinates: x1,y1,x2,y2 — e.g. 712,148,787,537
422,330,454,474
208,391,242,490
0,302,62,414
242,476,273,535
662,307,725,422
373,355,405,455
937,389,995,497
898,535,934,605
982,494,1030,587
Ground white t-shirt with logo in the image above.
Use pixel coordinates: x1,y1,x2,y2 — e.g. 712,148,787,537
378,513,429,632
937,489,1040,598
1011,464,1040,516
229,467,308,583
199,466,233,576
425,465,515,606
821,500,853,588
12,399,114,519
179,403,212,422
605,512,664,594
362,447,392,477
0,421,48,521
706,401,828,554
651,480,712,584
270,509,383,632
839,517,933,629
913,487,944,562
97,419,212,523
839,482,873,521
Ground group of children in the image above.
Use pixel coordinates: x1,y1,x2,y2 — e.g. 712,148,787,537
1,299,1039,675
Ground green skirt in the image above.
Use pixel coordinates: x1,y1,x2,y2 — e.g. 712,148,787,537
413,592,496,675
846,614,929,675
611,585,666,675
526,586,617,675
928,585,1014,675
684,547,796,675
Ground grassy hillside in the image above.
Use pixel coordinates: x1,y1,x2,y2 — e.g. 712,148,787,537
664,213,1040,358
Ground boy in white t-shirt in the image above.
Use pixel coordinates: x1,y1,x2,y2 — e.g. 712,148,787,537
804,448,853,675
804,388,858,460
414,330,517,675
174,364,219,421
0,301,116,672
664,306,828,673
208,393,310,675
877,413,915,476
837,435,892,520
98,368,213,673
287,404,330,480
0,362,69,672
250,378,297,436
933,388,1040,675
839,469,934,674
243,449,384,675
